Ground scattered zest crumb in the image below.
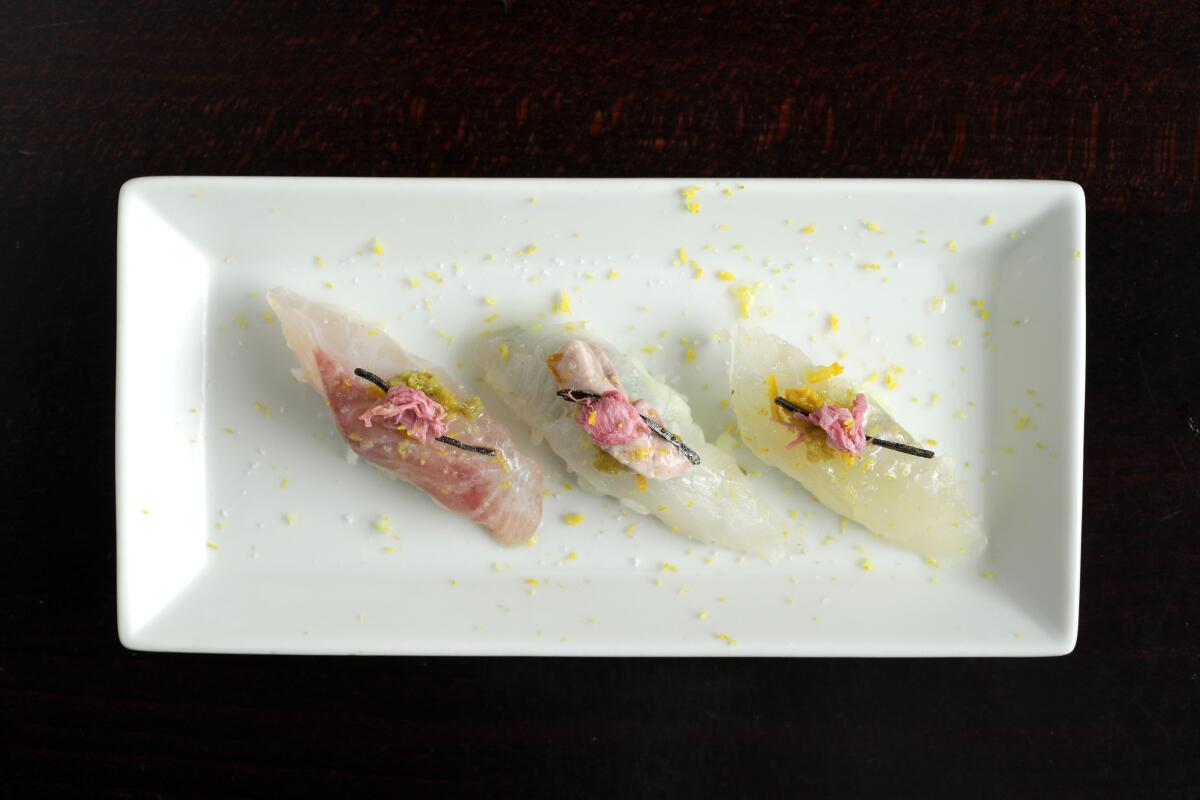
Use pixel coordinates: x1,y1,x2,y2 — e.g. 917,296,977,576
731,283,758,319
561,513,585,526
553,290,572,315
372,515,392,533
516,244,539,257
715,633,737,647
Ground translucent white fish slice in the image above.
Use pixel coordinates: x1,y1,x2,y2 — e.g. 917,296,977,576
477,324,792,558
268,288,543,545
729,324,985,560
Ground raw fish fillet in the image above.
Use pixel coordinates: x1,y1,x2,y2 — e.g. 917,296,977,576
268,288,543,545
477,325,791,558
730,325,985,560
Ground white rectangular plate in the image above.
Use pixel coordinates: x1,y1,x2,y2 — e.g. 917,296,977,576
117,177,1084,656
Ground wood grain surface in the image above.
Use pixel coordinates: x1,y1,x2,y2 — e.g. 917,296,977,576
1,1,1197,797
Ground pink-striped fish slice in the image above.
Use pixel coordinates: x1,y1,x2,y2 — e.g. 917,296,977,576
268,288,543,545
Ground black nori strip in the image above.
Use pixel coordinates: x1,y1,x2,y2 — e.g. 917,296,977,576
556,389,701,465
773,396,935,459
353,367,496,457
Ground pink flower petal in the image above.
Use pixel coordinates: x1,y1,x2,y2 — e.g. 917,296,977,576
359,385,448,442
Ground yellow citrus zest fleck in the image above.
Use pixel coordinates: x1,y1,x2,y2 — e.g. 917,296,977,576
805,362,844,383
732,283,758,319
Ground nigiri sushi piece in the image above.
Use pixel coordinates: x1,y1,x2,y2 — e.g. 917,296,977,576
268,288,543,545
729,325,985,560
477,325,790,558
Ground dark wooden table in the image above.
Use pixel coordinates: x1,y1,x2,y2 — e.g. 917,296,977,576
2,2,1198,796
